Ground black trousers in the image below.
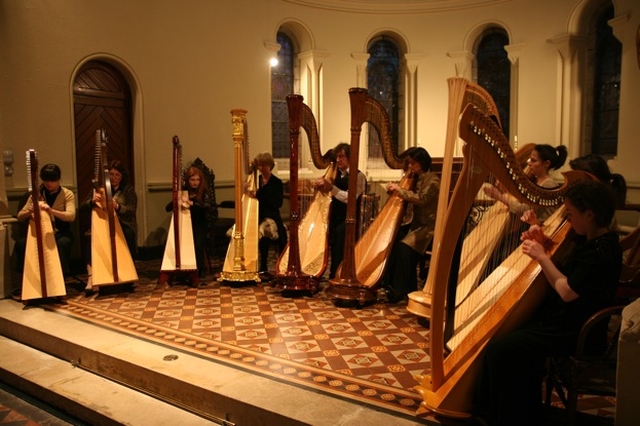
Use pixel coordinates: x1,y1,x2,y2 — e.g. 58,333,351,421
474,322,577,426
15,231,74,277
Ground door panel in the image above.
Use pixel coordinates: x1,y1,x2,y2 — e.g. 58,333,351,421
73,61,133,242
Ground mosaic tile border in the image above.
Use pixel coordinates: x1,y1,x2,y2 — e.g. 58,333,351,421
52,282,430,418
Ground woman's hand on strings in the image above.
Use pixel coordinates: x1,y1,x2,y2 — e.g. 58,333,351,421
520,209,540,226
482,184,501,200
521,225,550,261
386,182,399,194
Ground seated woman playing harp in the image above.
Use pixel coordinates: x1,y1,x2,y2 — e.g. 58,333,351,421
85,160,138,294
481,144,567,275
247,152,287,279
97,161,138,258
474,180,622,426
13,163,76,299
166,165,214,280
381,147,440,303
313,142,366,280
484,144,567,226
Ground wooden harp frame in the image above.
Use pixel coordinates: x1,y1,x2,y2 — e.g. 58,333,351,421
274,94,336,292
326,87,408,305
159,135,198,286
21,149,66,301
413,102,592,418
407,77,504,318
90,129,138,288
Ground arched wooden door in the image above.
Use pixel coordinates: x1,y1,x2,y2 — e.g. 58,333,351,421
73,60,134,241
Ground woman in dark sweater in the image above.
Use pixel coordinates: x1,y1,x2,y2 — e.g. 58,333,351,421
166,166,213,279
474,180,622,426
250,152,287,275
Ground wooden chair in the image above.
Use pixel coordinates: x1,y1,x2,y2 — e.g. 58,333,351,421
617,226,640,301
545,304,625,425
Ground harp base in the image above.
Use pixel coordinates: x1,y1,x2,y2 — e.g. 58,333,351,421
326,279,378,307
21,296,65,306
415,401,472,420
159,270,199,287
273,274,318,294
406,290,433,319
413,374,473,420
218,270,260,285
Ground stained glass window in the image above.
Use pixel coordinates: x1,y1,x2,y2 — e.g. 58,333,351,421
592,4,621,156
271,32,294,159
367,37,400,160
477,29,510,139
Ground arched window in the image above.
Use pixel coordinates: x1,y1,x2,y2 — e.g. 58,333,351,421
367,37,401,163
476,29,510,139
591,4,621,156
271,32,295,159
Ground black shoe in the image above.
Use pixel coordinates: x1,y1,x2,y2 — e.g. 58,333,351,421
10,289,22,302
385,289,404,304
259,271,275,281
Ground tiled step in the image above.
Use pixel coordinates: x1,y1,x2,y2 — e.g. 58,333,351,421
0,299,426,426
0,336,214,426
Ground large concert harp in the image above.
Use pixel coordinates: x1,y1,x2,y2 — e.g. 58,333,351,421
273,94,336,292
218,109,260,284
449,142,535,308
90,129,138,289
326,87,409,305
21,149,66,301
412,102,591,419
407,77,504,319
159,135,198,286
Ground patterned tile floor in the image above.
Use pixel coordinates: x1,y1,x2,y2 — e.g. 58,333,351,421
57,258,431,417
7,252,616,425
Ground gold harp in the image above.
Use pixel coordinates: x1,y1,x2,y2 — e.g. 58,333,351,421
326,87,407,305
159,135,198,285
219,109,260,283
21,149,66,301
412,99,591,418
91,129,138,288
274,94,336,291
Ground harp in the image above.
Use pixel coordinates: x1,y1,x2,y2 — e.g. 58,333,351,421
91,129,138,289
160,136,199,286
412,100,591,418
274,94,336,292
21,149,66,301
218,109,260,284
326,87,408,305
407,77,505,318
450,142,535,306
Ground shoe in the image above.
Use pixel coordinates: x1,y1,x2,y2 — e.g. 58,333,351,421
385,289,404,304
259,271,275,281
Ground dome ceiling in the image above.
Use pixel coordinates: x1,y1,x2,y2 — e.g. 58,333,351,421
282,0,512,14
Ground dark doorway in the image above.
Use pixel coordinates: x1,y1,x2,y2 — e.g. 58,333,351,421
73,60,134,241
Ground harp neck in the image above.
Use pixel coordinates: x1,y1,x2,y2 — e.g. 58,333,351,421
172,135,182,267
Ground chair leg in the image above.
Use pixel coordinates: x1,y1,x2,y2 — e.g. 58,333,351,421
544,366,554,406
566,365,579,426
